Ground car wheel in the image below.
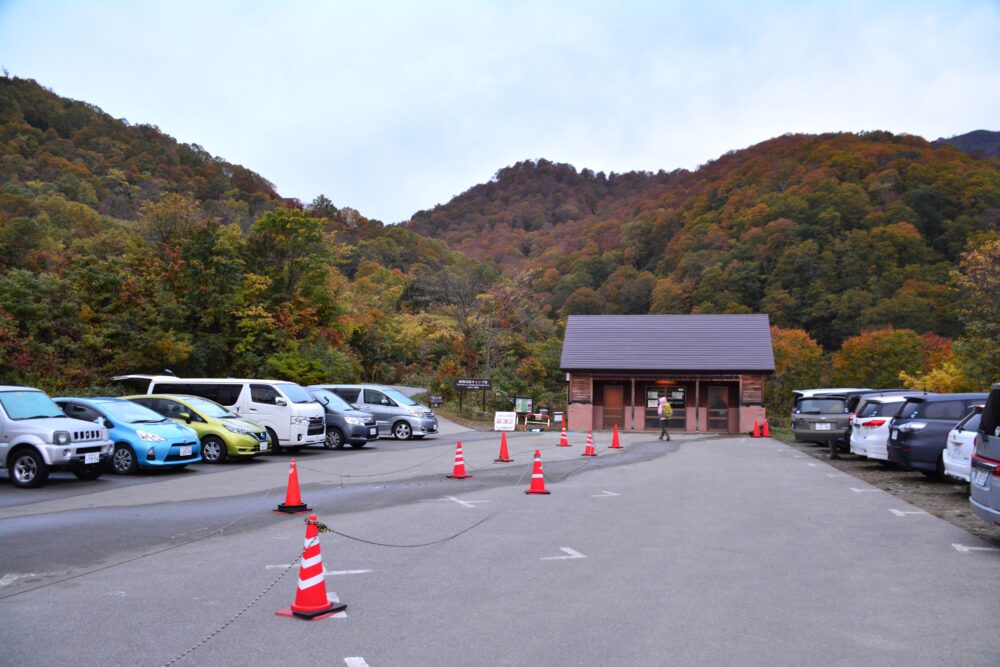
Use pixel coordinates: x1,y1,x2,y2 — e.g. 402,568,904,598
392,421,412,440
9,449,49,488
266,428,280,453
201,436,228,464
324,428,346,449
72,463,104,480
112,444,139,475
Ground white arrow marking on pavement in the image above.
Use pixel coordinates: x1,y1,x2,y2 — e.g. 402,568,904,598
806,463,818,467
951,543,1000,553
591,490,621,497
889,509,928,517
541,547,587,561
0,574,19,588
850,488,881,493
328,592,347,618
345,659,370,667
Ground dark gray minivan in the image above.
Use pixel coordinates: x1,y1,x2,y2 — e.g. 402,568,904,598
887,392,989,477
305,387,378,449
971,382,1000,528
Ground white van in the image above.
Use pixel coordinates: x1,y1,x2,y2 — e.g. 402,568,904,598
112,375,325,451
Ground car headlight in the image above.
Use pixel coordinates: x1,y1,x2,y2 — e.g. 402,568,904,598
291,416,310,425
224,422,251,435
345,417,365,426
408,408,425,417
54,431,71,445
136,429,166,442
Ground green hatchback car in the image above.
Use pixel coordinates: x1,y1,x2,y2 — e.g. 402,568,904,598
123,394,270,463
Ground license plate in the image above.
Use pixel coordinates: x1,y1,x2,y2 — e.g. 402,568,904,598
973,467,990,487
84,452,99,464
369,427,378,437
260,442,268,451
815,423,832,431
179,446,192,456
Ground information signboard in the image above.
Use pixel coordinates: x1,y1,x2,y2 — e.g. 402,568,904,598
514,396,533,414
494,411,517,431
455,378,492,390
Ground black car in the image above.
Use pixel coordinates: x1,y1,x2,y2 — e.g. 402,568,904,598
887,392,989,477
306,387,379,449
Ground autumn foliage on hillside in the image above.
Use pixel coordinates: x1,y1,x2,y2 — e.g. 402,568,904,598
1,75,997,413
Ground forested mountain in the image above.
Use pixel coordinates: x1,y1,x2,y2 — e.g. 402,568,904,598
935,130,1000,158
409,133,1000,353
1,75,997,414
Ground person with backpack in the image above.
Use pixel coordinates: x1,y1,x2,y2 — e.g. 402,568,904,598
657,395,672,440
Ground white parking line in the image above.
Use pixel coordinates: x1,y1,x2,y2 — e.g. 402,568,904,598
591,490,621,497
328,592,347,618
850,488,881,493
345,658,370,667
418,496,490,508
806,463,818,467
889,509,928,517
0,574,19,588
541,547,586,561
951,543,1000,553
265,565,371,576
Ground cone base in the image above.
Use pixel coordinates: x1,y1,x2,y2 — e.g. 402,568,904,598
494,457,513,463
274,503,311,514
525,489,551,495
447,473,471,479
276,601,346,621
582,452,597,457
557,443,571,447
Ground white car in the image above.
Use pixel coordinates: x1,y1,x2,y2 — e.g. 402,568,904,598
849,395,907,460
942,405,983,482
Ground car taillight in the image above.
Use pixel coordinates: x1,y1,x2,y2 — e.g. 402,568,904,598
972,453,1000,474
861,419,886,428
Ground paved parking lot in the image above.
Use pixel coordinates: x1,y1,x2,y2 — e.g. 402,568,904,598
2,431,999,666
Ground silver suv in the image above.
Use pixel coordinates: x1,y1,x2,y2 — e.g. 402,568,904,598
316,385,438,440
1,385,113,488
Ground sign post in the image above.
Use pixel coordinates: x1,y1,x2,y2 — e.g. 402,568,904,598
455,378,492,412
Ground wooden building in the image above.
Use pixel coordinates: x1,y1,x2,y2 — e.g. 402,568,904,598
560,314,774,434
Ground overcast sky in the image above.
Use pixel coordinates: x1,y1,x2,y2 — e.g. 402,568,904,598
2,1,998,223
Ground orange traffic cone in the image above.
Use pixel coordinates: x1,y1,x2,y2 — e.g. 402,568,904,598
582,430,597,457
525,449,550,495
447,441,471,479
752,421,761,438
276,514,346,620
494,431,513,463
609,424,622,449
275,459,311,514
762,419,770,437
558,423,571,447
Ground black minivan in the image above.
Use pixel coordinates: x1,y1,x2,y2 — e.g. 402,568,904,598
887,392,989,477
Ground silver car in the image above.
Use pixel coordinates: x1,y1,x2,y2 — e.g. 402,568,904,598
971,383,1000,528
317,385,438,440
0,385,114,488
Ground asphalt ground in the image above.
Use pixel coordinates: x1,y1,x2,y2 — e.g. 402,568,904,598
1,430,999,666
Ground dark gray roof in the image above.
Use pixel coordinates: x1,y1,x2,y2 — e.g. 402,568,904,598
560,314,774,372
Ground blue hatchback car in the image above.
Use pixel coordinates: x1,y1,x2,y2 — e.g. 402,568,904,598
55,397,202,474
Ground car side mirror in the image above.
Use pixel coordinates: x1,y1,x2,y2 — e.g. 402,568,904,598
103,418,114,429
275,397,287,407
178,412,192,424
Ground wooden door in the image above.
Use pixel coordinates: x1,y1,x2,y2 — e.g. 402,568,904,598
603,385,624,430
707,386,729,431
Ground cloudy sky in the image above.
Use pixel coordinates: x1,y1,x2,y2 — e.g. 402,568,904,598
2,1,998,222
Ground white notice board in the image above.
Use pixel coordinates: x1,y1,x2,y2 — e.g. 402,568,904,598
494,411,517,431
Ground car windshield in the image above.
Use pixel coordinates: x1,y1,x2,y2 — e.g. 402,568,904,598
859,401,903,418
279,383,316,404
382,388,418,406
310,389,353,411
796,398,846,414
958,413,982,431
185,396,238,419
102,400,169,424
0,390,66,420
